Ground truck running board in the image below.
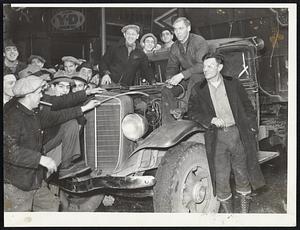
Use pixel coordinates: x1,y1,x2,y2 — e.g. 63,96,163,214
59,175,156,194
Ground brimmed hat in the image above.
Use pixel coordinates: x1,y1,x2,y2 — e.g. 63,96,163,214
71,72,88,84
121,24,140,34
18,65,41,79
28,55,46,64
13,76,46,97
51,70,74,85
61,56,80,65
4,40,17,50
140,33,158,47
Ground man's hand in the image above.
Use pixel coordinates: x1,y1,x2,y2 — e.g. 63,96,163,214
101,74,112,85
166,73,184,86
211,117,226,128
81,99,101,112
86,87,106,95
39,156,57,175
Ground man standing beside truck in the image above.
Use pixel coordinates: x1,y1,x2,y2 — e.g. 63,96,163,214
161,17,209,124
188,52,265,213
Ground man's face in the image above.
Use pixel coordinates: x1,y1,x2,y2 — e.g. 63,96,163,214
161,30,173,44
64,61,77,75
123,28,139,45
4,74,17,97
144,37,155,52
27,87,43,109
173,20,190,43
31,58,44,68
203,58,223,80
79,67,93,81
72,79,86,92
4,46,19,62
52,81,71,96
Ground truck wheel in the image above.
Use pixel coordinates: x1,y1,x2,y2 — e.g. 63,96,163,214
60,190,104,212
153,143,219,212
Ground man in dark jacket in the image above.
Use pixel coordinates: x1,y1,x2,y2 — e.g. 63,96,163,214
4,76,101,211
161,17,209,124
100,24,154,86
188,52,265,213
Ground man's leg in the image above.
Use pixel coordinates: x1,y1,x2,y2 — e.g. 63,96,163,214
214,130,233,213
161,82,187,125
4,184,35,211
229,127,251,213
32,181,60,212
44,119,90,179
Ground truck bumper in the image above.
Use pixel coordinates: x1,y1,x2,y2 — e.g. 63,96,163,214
59,175,156,194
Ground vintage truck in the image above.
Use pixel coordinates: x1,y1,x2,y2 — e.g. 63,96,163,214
58,36,281,212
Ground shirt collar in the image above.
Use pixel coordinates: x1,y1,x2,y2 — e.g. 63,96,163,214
208,75,223,89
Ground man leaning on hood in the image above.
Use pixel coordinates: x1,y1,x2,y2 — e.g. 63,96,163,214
100,24,154,86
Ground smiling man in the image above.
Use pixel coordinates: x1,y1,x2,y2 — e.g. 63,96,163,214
100,24,154,86
161,17,209,124
3,40,27,77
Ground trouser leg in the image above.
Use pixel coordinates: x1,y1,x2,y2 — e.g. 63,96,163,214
32,181,60,212
161,85,184,125
4,184,35,211
43,119,81,169
214,131,232,201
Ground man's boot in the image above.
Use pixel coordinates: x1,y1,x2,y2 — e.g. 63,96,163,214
239,194,251,213
220,198,233,213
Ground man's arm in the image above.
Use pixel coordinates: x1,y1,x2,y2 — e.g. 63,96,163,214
165,46,181,80
181,37,209,80
4,122,41,169
187,85,214,129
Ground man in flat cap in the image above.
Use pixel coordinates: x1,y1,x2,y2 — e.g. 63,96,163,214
28,54,46,69
4,76,102,211
3,40,27,77
100,24,154,86
62,56,81,76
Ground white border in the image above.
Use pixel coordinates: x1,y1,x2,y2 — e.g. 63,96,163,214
4,3,297,227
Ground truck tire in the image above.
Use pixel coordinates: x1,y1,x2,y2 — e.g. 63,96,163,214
60,190,104,212
153,143,219,212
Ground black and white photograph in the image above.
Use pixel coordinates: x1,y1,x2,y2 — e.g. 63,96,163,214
3,2,296,227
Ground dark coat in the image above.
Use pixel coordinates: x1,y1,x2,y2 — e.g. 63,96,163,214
100,38,154,86
41,91,88,144
4,98,84,191
188,76,265,195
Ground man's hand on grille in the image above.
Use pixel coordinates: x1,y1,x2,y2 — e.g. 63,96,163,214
211,117,226,128
81,99,101,112
39,156,57,175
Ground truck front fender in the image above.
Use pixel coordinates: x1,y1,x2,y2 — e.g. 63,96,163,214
129,120,205,158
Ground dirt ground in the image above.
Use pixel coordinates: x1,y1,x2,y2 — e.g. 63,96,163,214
97,148,287,213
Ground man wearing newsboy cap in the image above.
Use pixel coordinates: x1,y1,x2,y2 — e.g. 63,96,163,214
4,76,102,211
100,24,154,86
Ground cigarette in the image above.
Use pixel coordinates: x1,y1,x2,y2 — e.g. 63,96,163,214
40,101,52,106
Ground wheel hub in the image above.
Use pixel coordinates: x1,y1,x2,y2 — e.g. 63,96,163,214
192,181,207,203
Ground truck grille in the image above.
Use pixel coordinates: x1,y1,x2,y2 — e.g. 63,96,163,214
84,98,121,174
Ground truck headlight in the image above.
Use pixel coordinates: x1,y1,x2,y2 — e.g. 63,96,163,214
122,113,148,141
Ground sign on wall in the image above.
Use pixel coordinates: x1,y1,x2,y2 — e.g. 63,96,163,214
50,9,86,32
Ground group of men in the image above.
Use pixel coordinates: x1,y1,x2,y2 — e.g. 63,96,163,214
4,16,265,213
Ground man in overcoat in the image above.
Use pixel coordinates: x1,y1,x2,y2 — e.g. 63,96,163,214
188,52,265,213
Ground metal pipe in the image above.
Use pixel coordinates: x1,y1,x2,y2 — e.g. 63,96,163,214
101,8,106,56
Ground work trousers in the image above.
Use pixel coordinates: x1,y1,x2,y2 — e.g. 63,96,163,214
214,125,251,201
43,119,81,169
4,181,59,212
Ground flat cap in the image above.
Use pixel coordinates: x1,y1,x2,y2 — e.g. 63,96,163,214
121,24,140,34
51,70,74,85
140,33,158,47
18,64,41,79
4,40,17,50
28,55,46,64
61,56,80,65
71,72,88,84
13,76,46,97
